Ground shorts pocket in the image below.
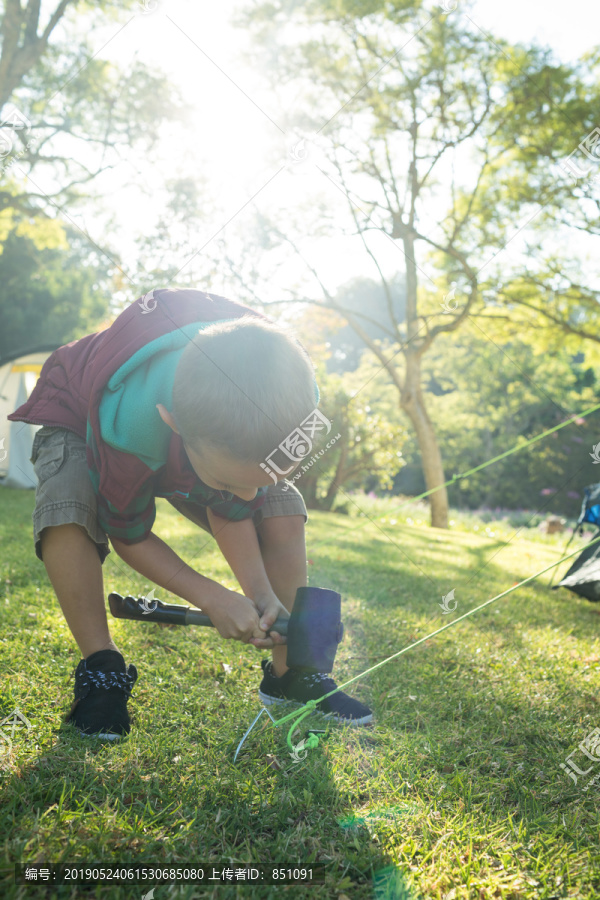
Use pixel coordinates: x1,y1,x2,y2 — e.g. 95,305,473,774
33,437,67,481
30,426,64,465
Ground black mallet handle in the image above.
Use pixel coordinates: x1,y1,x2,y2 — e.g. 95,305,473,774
108,592,289,636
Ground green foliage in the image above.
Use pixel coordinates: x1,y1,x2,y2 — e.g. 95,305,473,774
297,302,599,517
401,325,600,517
294,360,407,509
0,227,113,357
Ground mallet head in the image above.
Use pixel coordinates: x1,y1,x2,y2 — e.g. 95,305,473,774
286,586,344,673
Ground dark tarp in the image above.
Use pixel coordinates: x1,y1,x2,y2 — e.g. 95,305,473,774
554,530,600,603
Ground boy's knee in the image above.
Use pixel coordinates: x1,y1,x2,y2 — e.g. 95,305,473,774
258,514,305,546
40,524,101,564
41,522,86,543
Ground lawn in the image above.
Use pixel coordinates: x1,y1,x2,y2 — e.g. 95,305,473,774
0,486,599,899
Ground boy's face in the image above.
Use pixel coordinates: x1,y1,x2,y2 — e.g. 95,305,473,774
156,404,298,501
183,444,295,502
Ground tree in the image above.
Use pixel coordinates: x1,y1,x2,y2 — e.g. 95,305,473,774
325,275,406,373
240,0,600,528
0,1,185,336
396,323,600,518
0,225,112,357
291,362,407,510
0,2,182,213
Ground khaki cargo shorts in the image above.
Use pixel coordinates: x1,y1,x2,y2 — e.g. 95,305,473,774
30,426,308,565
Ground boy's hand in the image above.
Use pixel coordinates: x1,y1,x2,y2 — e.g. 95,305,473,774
205,588,285,648
248,590,289,649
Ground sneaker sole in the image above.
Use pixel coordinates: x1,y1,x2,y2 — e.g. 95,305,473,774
258,690,373,726
79,731,124,741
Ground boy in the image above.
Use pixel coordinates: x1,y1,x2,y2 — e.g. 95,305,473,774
8,288,372,740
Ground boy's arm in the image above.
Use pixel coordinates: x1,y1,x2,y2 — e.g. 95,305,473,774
206,509,289,636
111,531,280,648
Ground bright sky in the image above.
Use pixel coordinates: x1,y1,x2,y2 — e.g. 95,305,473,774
58,0,600,298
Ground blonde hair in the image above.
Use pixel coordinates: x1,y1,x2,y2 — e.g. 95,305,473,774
172,316,318,463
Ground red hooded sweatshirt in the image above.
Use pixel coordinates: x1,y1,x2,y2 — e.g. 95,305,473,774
7,288,271,539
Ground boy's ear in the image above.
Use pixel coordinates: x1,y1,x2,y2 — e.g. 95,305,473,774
156,403,179,434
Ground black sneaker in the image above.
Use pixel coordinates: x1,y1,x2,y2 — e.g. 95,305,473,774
258,659,373,726
64,649,138,741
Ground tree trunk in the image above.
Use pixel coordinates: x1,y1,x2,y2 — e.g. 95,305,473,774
402,230,448,528
321,477,339,511
401,351,449,527
320,425,348,510
299,473,318,508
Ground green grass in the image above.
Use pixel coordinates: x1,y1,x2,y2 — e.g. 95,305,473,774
1,487,599,899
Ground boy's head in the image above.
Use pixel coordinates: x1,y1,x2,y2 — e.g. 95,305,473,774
157,316,318,499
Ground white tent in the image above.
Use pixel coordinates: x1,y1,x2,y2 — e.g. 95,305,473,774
0,346,59,489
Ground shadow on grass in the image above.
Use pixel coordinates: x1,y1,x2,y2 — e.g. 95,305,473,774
2,492,598,898
286,515,600,894
0,669,409,899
